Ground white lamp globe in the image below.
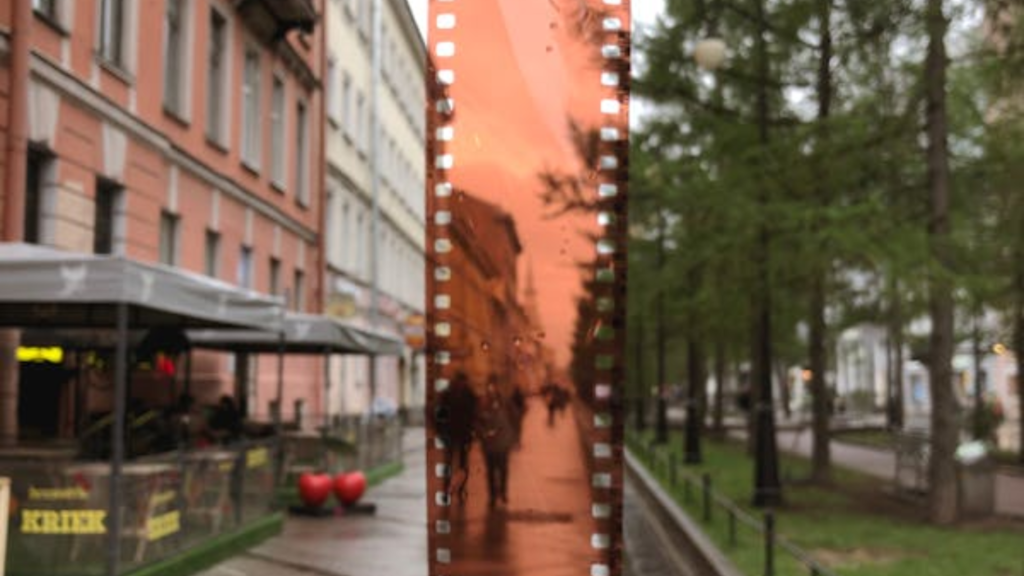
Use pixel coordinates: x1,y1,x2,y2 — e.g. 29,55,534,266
694,38,727,71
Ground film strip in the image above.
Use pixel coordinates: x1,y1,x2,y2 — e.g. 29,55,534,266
425,1,630,575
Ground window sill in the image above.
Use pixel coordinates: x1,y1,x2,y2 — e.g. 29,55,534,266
205,136,230,155
271,180,287,195
240,159,261,177
295,197,310,210
328,116,341,130
95,56,134,85
33,11,69,36
163,106,191,128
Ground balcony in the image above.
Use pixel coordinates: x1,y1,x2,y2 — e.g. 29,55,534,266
235,0,318,44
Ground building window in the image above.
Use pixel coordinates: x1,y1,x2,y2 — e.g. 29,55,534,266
341,72,352,139
241,47,261,168
237,245,253,289
159,211,179,265
206,9,228,145
204,230,220,277
295,101,309,205
341,201,350,267
33,0,57,20
270,77,286,188
292,269,306,312
163,0,186,115
356,212,365,277
269,257,281,296
98,0,126,67
24,148,51,245
326,57,339,124
93,179,121,255
356,92,365,153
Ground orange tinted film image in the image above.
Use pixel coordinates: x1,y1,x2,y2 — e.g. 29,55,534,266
424,1,630,575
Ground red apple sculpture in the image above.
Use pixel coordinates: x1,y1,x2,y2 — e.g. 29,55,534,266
297,472,332,508
336,471,367,506
332,472,349,503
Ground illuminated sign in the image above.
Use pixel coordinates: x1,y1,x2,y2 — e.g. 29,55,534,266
20,509,106,535
404,314,426,350
17,347,64,364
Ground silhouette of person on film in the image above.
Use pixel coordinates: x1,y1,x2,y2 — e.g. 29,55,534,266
542,382,568,427
437,371,477,502
478,374,516,508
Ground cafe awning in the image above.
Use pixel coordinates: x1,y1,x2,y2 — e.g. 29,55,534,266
0,243,284,331
187,312,404,356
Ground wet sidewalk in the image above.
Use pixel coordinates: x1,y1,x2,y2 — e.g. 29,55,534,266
440,397,594,576
197,428,428,576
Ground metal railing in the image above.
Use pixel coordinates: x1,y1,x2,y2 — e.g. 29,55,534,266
272,413,404,481
626,434,839,576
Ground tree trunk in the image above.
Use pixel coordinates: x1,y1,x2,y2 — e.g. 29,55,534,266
684,335,705,463
893,286,906,429
776,362,791,420
808,0,834,484
888,277,906,429
1014,263,1024,465
924,0,959,525
810,274,831,483
713,344,726,435
634,313,646,432
655,216,668,444
972,308,985,440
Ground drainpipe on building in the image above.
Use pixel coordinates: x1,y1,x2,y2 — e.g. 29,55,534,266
0,0,32,447
368,0,383,417
315,6,330,420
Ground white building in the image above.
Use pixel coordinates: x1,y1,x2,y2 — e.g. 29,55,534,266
835,321,1020,451
322,0,426,418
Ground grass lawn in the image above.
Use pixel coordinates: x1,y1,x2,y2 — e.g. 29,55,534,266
628,432,1024,576
831,429,896,451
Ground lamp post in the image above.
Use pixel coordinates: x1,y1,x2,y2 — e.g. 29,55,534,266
679,38,728,465
643,166,669,445
695,27,782,505
749,0,783,507
654,209,668,444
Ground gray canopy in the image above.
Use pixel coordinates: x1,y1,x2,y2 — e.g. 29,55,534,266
187,312,404,356
0,243,284,330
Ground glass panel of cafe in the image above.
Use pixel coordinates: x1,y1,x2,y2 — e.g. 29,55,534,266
0,329,278,576
427,1,629,575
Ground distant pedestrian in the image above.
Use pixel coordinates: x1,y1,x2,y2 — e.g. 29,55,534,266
543,383,568,427
477,377,516,508
510,385,526,447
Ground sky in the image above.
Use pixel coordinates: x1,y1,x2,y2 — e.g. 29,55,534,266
409,1,666,45
406,1,664,370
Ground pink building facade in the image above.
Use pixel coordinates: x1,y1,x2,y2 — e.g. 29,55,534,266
0,0,327,426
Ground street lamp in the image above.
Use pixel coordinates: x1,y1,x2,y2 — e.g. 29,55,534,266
694,38,727,71
680,38,725,465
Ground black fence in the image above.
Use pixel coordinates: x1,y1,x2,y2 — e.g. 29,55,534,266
626,434,839,576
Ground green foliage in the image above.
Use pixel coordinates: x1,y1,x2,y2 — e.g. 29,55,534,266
630,0,1024,399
